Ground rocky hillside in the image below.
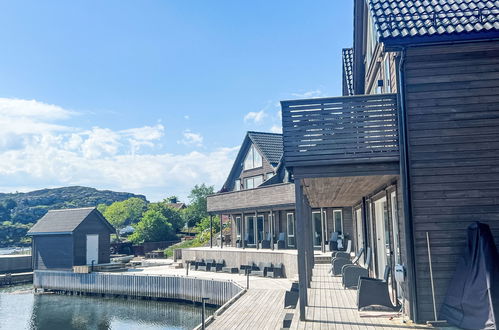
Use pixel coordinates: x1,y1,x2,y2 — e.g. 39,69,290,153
0,186,147,224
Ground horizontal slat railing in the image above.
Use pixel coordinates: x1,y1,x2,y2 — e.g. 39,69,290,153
34,270,244,306
281,93,399,167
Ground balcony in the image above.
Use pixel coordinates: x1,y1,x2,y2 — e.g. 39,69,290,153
281,93,399,168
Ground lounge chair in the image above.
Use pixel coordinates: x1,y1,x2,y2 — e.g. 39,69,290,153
190,259,203,270
275,232,286,250
239,262,255,275
284,281,299,308
329,232,339,251
331,247,363,275
357,265,397,310
331,240,352,259
260,232,272,249
252,262,272,277
342,248,372,289
198,259,214,271
211,259,225,272
267,263,284,278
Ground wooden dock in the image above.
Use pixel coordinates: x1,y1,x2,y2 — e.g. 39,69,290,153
34,270,243,306
291,264,429,330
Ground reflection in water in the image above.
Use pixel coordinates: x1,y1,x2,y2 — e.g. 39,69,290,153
0,286,214,330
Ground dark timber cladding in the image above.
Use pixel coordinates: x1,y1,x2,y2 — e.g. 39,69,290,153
281,94,399,167
404,41,499,322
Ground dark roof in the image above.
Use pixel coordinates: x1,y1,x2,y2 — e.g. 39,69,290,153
369,0,499,45
166,202,186,210
247,131,283,165
27,207,115,235
342,48,354,96
220,131,284,192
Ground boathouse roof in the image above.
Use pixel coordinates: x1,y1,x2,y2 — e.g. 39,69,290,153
27,207,115,235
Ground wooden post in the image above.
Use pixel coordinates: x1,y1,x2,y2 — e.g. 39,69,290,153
220,214,223,249
210,215,213,248
294,179,307,321
241,212,245,249
320,207,325,253
305,198,314,286
270,210,274,251
255,210,259,250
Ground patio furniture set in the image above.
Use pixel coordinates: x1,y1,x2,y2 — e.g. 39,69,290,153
188,259,284,278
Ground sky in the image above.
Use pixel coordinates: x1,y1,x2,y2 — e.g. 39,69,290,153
0,1,353,202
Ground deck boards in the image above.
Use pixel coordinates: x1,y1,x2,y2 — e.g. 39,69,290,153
291,264,430,330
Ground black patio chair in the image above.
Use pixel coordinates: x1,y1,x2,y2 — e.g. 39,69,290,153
357,265,397,310
330,247,363,276
190,259,203,270
275,232,286,250
211,259,225,272
198,259,214,271
267,263,284,278
342,248,372,289
284,281,299,308
260,232,272,249
252,262,272,277
239,262,255,275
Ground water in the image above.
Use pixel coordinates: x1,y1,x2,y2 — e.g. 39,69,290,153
0,285,215,330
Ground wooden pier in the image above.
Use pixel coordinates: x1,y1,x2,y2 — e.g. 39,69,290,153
34,270,244,306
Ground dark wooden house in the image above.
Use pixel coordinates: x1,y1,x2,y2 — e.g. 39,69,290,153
281,0,499,323
27,207,115,270
207,131,352,251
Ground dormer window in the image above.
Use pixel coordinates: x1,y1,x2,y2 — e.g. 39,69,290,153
244,145,262,170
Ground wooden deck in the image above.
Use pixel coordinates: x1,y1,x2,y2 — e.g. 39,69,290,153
291,264,429,330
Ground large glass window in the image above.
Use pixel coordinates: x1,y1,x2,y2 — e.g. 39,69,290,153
287,213,295,247
384,57,391,93
244,175,263,189
234,179,241,191
355,207,364,255
245,216,256,245
312,211,322,247
243,145,263,170
333,210,343,235
235,216,241,240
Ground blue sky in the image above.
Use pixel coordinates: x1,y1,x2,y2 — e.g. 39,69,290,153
0,1,353,201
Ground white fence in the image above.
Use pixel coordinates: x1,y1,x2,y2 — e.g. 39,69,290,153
34,270,244,306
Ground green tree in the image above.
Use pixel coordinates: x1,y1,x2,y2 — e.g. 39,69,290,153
147,202,184,233
129,209,174,244
102,197,148,237
182,184,214,229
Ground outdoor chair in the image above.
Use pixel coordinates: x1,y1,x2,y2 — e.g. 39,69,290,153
357,265,397,310
198,259,214,271
211,259,225,272
284,281,299,308
252,262,272,277
260,232,271,249
342,248,372,289
190,259,203,270
237,233,250,248
221,264,238,274
275,232,286,250
330,247,363,275
331,240,352,259
239,262,255,275
267,263,284,278
329,232,339,251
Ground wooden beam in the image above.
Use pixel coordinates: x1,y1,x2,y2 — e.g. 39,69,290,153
294,179,308,320
220,214,223,249
241,212,245,249
210,215,213,249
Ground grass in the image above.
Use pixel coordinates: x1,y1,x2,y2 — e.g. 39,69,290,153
163,229,213,258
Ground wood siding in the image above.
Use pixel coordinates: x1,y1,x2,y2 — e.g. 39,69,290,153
207,183,295,213
404,41,499,322
73,214,111,265
33,235,73,270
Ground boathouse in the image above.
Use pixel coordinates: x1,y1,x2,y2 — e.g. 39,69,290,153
27,207,115,270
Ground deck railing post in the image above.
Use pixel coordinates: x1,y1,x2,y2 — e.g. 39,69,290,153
201,297,209,330
294,178,308,321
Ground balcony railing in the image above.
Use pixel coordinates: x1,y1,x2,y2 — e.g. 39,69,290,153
281,93,399,167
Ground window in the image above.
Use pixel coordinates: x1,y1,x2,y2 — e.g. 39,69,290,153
234,179,241,191
384,57,391,93
235,216,241,240
287,213,295,247
333,210,343,235
243,145,263,170
244,175,263,189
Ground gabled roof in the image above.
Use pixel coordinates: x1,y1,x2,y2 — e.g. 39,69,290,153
166,202,186,210
369,0,499,46
342,48,354,96
247,131,283,165
220,131,284,192
27,207,115,235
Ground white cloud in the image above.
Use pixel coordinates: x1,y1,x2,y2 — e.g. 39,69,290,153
244,110,267,124
178,130,203,147
0,98,237,201
269,125,282,134
291,89,325,99
184,115,190,120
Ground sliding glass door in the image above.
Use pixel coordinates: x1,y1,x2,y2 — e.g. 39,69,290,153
312,211,322,248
